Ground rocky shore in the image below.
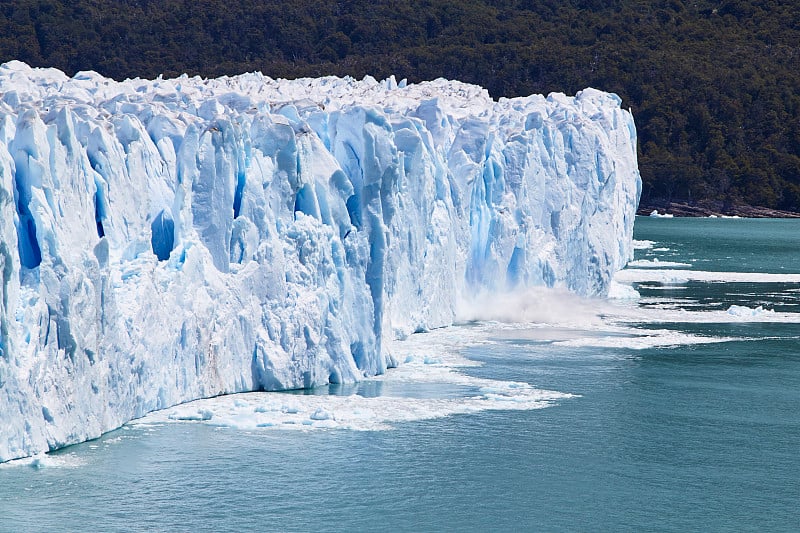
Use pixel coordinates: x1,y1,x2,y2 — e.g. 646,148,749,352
638,200,800,218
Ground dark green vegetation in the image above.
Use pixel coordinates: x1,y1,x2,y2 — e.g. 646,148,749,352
2,0,800,212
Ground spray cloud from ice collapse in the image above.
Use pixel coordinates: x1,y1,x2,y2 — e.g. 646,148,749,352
0,61,640,461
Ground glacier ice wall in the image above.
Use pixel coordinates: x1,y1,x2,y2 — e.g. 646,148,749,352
0,62,640,461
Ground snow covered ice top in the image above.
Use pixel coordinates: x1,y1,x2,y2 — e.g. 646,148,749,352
0,61,640,462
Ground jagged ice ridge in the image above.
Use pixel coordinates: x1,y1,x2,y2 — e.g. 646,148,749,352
0,61,640,461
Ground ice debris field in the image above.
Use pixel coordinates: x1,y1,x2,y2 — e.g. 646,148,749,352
0,61,640,462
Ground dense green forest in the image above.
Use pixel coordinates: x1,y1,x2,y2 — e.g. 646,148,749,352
2,0,800,212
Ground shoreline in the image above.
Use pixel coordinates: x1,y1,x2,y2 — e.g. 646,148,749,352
637,201,800,218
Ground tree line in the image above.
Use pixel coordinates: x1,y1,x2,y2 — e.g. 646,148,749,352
2,0,800,212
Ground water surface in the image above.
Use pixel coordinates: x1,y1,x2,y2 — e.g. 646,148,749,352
2,216,799,532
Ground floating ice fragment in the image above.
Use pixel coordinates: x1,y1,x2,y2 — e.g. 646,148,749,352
607,280,641,299
168,409,213,421
727,305,774,317
649,210,674,218
310,408,332,421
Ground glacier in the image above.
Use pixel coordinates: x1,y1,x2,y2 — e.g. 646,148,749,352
0,61,640,462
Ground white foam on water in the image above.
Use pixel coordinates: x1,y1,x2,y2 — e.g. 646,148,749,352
551,329,743,350
732,291,800,299
636,285,689,291
140,383,571,432
477,314,746,351
453,286,785,351
614,269,800,284
606,302,800,324
461,299,756,351
544,301,797,350
456,287,610,328
137,324,575,432
0,452,86,470
627,258,693,268
637,296,700,308
632,239,655,250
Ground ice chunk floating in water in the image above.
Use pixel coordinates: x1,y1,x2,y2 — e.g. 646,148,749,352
0,62,640,462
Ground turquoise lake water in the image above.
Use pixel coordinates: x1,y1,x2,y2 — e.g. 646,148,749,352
1,216,799,532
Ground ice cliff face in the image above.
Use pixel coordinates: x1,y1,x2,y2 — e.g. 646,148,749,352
0,61,640,461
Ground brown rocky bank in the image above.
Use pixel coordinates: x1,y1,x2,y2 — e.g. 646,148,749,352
637,200,800,218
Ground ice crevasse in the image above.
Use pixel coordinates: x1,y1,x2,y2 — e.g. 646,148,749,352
0,61,640,461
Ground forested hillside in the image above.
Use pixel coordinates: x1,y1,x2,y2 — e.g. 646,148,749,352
2,0,800,213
